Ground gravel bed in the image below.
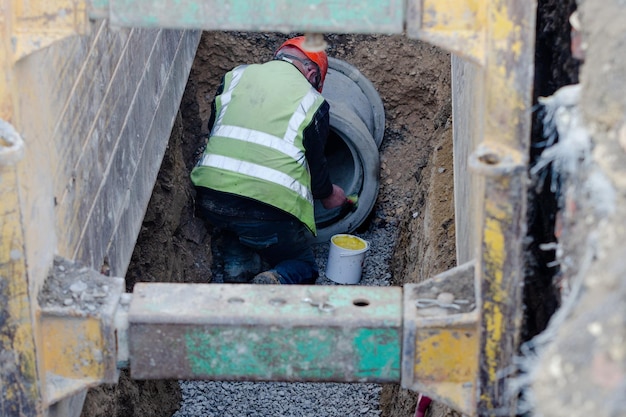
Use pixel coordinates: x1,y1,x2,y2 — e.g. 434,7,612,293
173,218,399,417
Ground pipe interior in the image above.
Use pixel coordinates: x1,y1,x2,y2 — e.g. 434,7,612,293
314,128,362,228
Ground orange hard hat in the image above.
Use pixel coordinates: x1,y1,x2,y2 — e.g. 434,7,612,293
275,36,328,92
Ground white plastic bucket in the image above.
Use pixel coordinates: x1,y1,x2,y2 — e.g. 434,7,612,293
325,234,370,284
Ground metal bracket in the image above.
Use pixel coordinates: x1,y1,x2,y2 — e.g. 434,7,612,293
402,261,479,416
38,257,126,405
37,261,487,417
105,0,403,34
406,0,487,64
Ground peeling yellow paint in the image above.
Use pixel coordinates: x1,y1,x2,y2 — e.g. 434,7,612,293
483,301,503,385
485,66,526,151
422,0,485,31
410,0,487,64
0,158,41,414
41,316,105,380
510,39,522,59
483,212,506,393
8,0,90,62
490,2,515,41
416,329,479,383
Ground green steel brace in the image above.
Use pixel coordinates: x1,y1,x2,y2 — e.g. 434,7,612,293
126,262,478,415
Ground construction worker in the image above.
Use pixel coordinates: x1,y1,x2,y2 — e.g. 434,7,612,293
190,36,347,285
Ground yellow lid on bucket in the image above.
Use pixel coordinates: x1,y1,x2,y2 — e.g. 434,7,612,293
331,234,367,250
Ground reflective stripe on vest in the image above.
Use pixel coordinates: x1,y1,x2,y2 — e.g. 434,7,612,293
209,65,319,164
214,65,247,127
198,154,311,202
209,125,306,165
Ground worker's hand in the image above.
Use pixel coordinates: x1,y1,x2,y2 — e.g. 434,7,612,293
321,184,347,209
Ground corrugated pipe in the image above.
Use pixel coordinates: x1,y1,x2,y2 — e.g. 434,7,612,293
314,58,385,243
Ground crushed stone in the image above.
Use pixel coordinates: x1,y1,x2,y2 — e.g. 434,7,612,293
173,220,398,417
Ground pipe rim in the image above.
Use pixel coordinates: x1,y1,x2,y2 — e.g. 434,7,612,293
327,57,385,148
314,106,380,243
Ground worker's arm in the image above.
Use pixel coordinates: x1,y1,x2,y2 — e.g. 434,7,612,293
320,184,347,209
304,101,332,198
304,101,346,209
206,77,226,133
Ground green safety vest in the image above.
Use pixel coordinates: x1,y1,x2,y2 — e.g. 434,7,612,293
190,61,326,234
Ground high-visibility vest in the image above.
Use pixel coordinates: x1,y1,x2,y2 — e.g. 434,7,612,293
191,61,326,234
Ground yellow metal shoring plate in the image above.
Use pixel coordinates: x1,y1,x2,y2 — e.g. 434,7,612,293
0,120,41,415
407,0,536,414
402,262,479,415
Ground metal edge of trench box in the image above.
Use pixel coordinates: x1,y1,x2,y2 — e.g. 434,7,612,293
128,283,402,382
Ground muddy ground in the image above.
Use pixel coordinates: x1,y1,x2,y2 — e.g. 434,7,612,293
80,32,454,417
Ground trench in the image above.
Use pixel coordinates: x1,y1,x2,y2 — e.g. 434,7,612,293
523,0,580,342
170,40,402,417
80,10,581,416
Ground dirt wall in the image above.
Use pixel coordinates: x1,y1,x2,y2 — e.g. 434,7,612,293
80,111,208,417
381,114,456,417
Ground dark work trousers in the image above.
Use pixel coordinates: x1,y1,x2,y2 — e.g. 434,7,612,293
198,208,319,285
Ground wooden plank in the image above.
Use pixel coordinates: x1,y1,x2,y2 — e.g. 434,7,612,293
109,0,404,34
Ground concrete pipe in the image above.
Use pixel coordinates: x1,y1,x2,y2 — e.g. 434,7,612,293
325,58,385,148
314,58,384,243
